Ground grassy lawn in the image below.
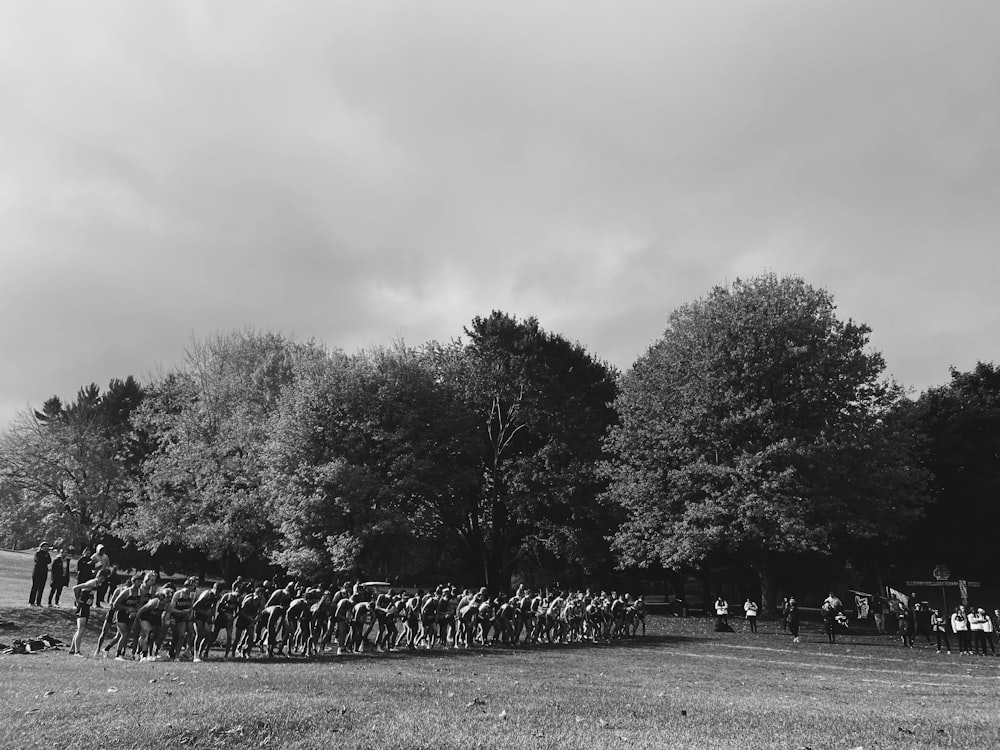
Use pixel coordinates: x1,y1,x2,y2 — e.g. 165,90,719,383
2,550,999,749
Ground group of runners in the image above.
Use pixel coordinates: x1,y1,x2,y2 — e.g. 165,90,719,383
67,572,648,661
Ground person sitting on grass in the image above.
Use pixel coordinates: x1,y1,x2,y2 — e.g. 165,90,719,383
68,569,110,656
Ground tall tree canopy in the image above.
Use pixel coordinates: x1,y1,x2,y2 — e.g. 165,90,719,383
0,378,145,548
449,312,619,590
603,275,927,610
905,362,1000,576
116,330,312,575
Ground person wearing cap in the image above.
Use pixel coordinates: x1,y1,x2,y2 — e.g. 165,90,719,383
28,542,51,606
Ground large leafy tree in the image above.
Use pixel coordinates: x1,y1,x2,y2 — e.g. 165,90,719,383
117,330,310,576
604,275,927,611
263,313,619,591
0,379,145,549
445,312,619,591
905,362,1000,576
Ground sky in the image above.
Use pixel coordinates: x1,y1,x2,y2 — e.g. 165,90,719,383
1,1,998,428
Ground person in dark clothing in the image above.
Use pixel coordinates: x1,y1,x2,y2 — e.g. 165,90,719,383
77,549,94,586
787,596,801,642
29,542,51,606
47,549,68,606
931,609,951,653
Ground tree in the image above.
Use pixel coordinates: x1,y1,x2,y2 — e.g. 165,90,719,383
603,275,927,612
0,380,145,549
905,362,1000,576
116,330,311,577
442,312,619,590
263,313,619,591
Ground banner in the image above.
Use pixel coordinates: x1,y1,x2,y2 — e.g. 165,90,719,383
850,590,872,620
855,595,870,620
959,579,968,603
887,586,909,611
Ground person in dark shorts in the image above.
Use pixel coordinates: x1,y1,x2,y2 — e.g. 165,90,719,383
69,569,110,656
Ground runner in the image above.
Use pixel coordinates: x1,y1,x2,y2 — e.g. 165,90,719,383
68,569,110,657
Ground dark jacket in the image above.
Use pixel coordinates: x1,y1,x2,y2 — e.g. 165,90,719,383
50,557,68,587
77,557,94,583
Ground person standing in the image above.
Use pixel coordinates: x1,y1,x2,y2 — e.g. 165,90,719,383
90,545,111,607
968,607,989,656
979,609,996,655
871,591,886,634
744,598,759,633
897,606,914,648
28,542,51,606
781,597,790,632
931,609,951,653
68,569,110,656
47,549,68,607
714,596,730,632
787,596,801,643
76,548,94,585
822,591,843,644
951,606,971,655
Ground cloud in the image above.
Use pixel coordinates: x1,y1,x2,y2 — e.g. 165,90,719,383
1,0,998,426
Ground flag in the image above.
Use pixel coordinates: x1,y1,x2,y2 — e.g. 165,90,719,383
959,580,968,603
854,595,870,620
850,590,872,620
887,586,909,611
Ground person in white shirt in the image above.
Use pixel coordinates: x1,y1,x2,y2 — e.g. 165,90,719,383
951,606,971,655
973,608,995,655
714,596,729,631
744,598,759,633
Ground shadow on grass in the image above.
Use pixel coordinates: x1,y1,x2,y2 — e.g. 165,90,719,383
215,633,713,667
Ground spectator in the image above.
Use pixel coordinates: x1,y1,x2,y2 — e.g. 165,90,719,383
91,544,111,607
931,609,951,653
28,542,51,606
787,596,801,643
871,591,886,634
951,606,971,655
47,549,68,607
743,598,758,633
897,606,914,648
714,596,730,632
77,548,94,585
980,608,996,656
913,602,933,645
969,608,989,656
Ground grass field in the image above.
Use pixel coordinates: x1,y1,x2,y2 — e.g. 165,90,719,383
2,549,999,749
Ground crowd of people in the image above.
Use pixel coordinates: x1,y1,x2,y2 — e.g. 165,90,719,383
63,570,649,661
24,542,1000,661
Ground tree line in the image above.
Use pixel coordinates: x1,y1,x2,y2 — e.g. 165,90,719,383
1,274,996,611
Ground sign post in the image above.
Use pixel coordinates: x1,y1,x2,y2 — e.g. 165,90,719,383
934,565,950,614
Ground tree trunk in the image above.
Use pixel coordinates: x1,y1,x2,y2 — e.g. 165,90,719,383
756,564,778,616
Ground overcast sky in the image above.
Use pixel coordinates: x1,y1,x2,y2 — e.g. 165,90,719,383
1,1,998,428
